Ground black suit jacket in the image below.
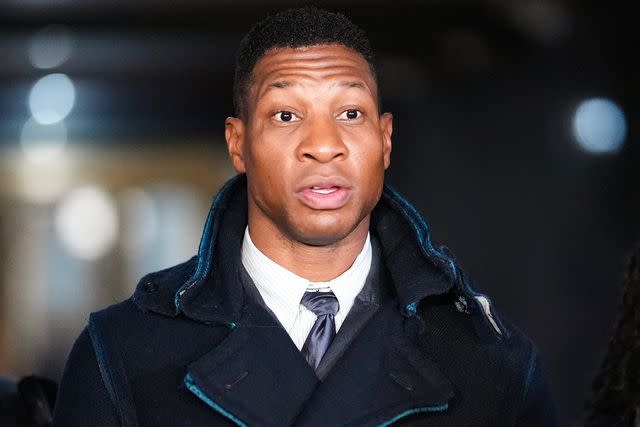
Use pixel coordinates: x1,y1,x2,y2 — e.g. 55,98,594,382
53,175,556,426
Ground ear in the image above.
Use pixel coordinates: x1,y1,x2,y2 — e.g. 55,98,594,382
225,117,246,173
379,112,393,170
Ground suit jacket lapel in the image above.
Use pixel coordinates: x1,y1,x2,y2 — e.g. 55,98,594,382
294,301,454,427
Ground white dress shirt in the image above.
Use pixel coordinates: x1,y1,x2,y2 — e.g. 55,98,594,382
241,227,372,350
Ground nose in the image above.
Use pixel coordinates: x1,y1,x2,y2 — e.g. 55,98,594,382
296,115,347,163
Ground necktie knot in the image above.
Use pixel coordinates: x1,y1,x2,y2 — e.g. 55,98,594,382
300,291,339,317
300,291,339,370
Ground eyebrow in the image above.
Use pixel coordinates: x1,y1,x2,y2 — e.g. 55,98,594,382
335,81,368,90
267,80,293,90
334,81,374,98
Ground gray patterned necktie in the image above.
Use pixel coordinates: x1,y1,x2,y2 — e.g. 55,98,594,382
300,291,340,370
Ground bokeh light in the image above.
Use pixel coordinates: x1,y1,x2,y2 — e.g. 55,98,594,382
54,186,119,261
29,73,76,124
118,188,159,256
17,156,71,204
573,98,627,155
20,118,67,163
28,25,73,69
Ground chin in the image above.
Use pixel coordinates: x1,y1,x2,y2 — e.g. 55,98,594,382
289,215,363,247
296,231,348,247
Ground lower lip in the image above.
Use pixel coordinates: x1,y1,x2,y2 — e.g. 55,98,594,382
296,187,351,210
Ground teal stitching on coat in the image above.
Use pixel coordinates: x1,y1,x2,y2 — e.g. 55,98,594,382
375,404,449,427
174,175,241,310
393,192,457,280
173,188,223,310
88,321,121,421
88,318,139,427
384,187,458,282
384,186,508,338
184,373,248,427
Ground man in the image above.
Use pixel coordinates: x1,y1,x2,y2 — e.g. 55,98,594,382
53,7,556,426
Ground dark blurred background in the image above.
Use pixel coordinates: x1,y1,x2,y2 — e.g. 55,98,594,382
0,1,637,425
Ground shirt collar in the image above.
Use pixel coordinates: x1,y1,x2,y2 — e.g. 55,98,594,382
309,233,372,321
241,227,371,332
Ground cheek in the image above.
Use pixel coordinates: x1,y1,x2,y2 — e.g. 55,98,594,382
245,136,281,173
246,149,289,203
249,127,293,161
350,140,386,175
348,136,386,201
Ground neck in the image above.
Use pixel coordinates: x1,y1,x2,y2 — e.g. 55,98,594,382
247,218,370,282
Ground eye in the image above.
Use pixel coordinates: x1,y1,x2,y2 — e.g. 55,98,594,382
338,109,362,121
273,111,300,122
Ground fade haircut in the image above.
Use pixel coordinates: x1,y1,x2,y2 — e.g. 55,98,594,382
233,7,377,119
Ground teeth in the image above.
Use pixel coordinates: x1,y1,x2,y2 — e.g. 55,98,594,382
310,187,337,194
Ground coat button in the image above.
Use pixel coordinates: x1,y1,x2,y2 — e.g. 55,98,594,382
144,282,159,293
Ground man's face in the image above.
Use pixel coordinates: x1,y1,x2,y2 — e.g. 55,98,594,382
226,44,392,247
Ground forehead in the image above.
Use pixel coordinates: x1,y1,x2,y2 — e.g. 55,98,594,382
250,44,377,95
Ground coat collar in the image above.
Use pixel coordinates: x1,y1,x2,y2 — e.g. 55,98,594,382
133,173,461,324
132,174,459,425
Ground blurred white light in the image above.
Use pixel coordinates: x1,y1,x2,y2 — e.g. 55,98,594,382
20,118,67,163
118,188,159,255
573,98,627,155
17,156,71,204
154,184,206,265
28,25,73,69
55,186,119,261
29,73,76,124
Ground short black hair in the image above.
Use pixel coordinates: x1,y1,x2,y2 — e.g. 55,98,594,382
233,7,377,119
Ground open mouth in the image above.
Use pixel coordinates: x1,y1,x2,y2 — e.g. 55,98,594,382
296,182,351,209
309,186,340,195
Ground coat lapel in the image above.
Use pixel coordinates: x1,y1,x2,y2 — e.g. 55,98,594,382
166,176,457,426
294,301,454,427
184,302,319,427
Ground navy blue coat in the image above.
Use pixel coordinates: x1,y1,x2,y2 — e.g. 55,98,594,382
53,175,556,426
